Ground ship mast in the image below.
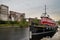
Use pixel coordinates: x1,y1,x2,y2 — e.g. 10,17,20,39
45,5,47,15
41,5,49,18
44,5,47,17
44,5,49,17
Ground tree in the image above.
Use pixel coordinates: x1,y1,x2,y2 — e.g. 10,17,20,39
32,18,39,25
57,20,60,25
19,19,29,28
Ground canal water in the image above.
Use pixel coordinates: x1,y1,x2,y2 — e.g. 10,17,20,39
0,27,29,40
41,28,60,40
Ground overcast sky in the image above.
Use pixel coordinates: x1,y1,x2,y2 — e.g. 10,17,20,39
0,0,60,21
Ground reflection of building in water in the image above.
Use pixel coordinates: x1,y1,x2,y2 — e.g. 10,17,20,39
9,11,25,21
0,4,9,21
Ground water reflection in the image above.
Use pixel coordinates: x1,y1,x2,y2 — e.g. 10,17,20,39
0,27,29,40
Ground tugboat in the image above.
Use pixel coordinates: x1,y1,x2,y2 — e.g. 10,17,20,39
30,5,58,40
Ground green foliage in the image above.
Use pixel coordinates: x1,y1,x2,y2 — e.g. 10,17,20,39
0,18,42,27
19,19,29,27
9,21,19,24
0,19,29,27
32,18,39,25
0,20,8,24
0,20,19,24
57,20,60,25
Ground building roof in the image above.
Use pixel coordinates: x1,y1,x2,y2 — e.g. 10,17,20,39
0,4,8,8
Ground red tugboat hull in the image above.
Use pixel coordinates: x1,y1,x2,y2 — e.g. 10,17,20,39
41,17,56,27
